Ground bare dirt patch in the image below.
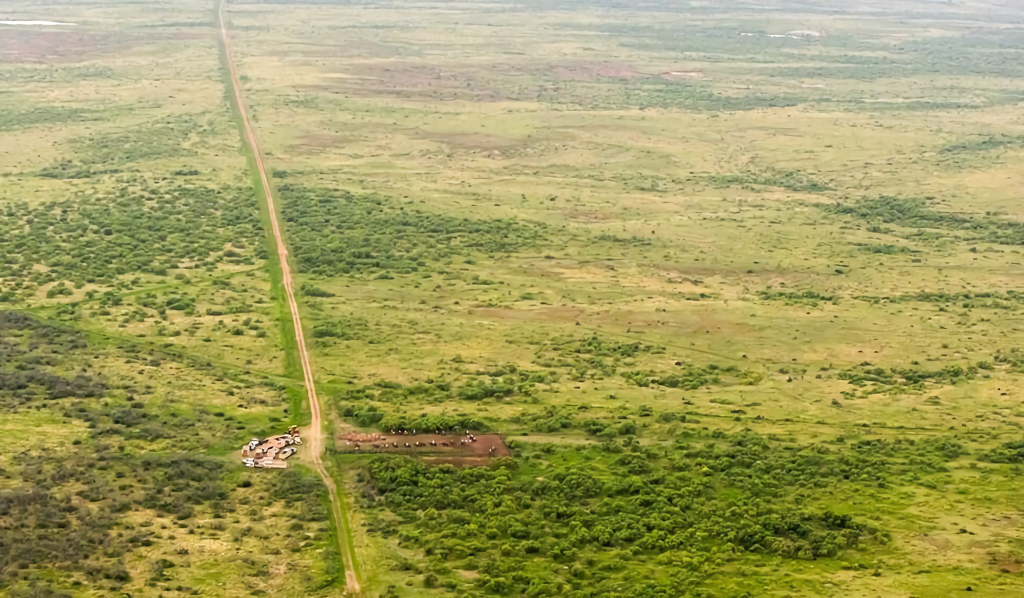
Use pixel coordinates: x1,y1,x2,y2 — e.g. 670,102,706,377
304,63,506,102
337,433,510,463
550,62,644,81
920,534,953,551
995,556,1024,574
0,30,195,63
305,60,649,103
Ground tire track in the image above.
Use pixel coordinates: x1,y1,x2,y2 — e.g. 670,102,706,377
217,1,360,593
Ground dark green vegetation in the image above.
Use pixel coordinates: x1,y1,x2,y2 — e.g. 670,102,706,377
705,169,832,193
820,196,1024,246
279,185,547,277
0,312,335,596
358,432,1004,597
0,106,104,132
940,135,1024,154
755,290,837,307
0,178,261,294
757,288,1024,310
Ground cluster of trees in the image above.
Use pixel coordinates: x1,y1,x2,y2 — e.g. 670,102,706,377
359,431,966,595
857,290,1024,310
0,312,104,409
763,287,1024,311
532,334,665,380
993,348,1024,373
0,179,262,292
941,134,1024,154
0,473,126,590
508,404,686,436
336,380,517,418
339,404,490,433
706,169,831,193
541,334,664,360
861,243,915,254
756,290,837,307
34,116,210,179
576,80,805,112
0,448,226,589
300,283,335,297
279,185,547,276
891,33,1024,79
823,196,962,230
983,440,1024,463
758,28,1024,90
621,363,760,390
312,315,369,341
0,311,331,594
823,196,1024,246
335,370,555,408
837,363,978,390
0,105,99,132
73,116,204,166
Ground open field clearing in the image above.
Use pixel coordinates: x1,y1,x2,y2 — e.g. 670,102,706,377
5,0,1024,596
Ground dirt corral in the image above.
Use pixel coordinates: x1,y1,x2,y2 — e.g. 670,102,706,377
337,432,510,466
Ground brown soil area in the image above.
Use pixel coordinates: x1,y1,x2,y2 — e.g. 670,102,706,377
550,62,644,81
337,433,510,461
306,60,646,104
416,132,520,151
302,63,506,102
995,557,1023,574
0,30,194,63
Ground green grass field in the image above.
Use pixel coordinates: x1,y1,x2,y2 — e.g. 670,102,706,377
4,0,1024,596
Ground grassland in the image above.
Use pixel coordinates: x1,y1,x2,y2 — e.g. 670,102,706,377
220,0,1024,596
5,0,1024,596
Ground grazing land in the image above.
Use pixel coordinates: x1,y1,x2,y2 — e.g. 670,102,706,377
4,0,1024,597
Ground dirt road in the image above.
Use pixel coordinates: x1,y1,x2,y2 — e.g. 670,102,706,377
217,1,360,593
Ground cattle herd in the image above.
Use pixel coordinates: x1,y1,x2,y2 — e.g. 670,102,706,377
343,429,497,455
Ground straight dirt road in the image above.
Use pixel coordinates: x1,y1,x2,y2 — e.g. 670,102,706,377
217,1,361,593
